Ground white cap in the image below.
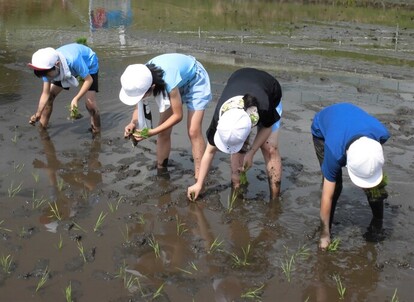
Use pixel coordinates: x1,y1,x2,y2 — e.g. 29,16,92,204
119,64,152,106
214,109,252,154
28,47,59,70
347,137,384,188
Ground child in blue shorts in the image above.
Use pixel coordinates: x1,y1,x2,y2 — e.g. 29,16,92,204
119,53,212,179
28,43,101,135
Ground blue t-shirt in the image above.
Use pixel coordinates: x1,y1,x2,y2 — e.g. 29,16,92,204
57,43,99,78
147,53,197,93
311,102,390,182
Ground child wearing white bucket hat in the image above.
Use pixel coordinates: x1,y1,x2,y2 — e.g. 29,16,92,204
311,102,390,250
119,53,212,179
187,68,283,201
27,43,101,136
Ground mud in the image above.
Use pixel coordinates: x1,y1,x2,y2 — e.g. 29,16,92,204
1,1,414,301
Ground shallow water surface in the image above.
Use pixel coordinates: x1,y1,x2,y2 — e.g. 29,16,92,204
1,1,414,301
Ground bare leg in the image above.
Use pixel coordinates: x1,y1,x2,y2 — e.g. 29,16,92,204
261,130,282,200
187,110,206,179
85,90,101,133
39,84,63,128
157,109,173,168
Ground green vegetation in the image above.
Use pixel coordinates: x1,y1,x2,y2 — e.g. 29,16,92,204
36,267,49,292
133,128,150,139
67,105,82,120
93,211,108,232
333,274,347,300
241,284,265,300
0,254,13,274
327,238,341,252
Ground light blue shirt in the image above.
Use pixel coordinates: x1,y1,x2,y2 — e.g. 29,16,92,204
147,53,197,93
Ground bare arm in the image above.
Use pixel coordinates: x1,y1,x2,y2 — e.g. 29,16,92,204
187,143,217,200
243,126,272,170
319,178,336,250
124,106,139,137
151,87,183,135
30,81,51,124
70,74,93,110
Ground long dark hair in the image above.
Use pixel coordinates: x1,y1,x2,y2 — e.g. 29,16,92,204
242,93,258,109
146,63,167,98
34,67,56,78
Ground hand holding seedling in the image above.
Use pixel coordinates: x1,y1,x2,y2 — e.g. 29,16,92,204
68,100,82,120
132,128,150,140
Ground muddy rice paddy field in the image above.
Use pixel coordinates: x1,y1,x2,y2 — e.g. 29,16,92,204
1,1,414,301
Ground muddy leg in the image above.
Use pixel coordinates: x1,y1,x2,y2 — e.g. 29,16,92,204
39,85,62,128
85,91,101,134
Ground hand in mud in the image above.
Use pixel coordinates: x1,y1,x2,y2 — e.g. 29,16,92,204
187,183,202,201
319,235,331,251
29,114,40,125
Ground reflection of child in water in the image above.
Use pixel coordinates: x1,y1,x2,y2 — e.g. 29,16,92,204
35,128,102,231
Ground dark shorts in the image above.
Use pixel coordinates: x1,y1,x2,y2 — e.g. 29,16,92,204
53,72,99,92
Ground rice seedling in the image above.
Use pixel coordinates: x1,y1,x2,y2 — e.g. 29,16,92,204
124,273,140,292
35,267,49,292
32,171,40,183
48,202,62,221
239,170,248,185
56,234,63,250
137,214,145,225
327,238,341,252
176,215,188,236
67,104,82,120
93,211,107,232
333,274,346,300
32,191,48,210
230,244,251,267
133,127,150,139
152,282,165,300
115,261,128,280
121,224,130,244
148,236,161,258
0,254,13,274
295,244,311,259
8,181,23,197
57,178,64,191
177,261,199,275
11,132,18,144
0,220,12,233
227,189,239,213
71,221,87,233
77,241,87,263
13,162,25,174
240,284,264,300
80,189,88,201
391,288,399,302
108,196,123,213
65,282,72,302
208,236,224,254
281,254,295,282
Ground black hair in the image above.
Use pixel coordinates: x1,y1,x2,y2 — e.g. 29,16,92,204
34,67,55,78
242,93,259,109
146,63,167,98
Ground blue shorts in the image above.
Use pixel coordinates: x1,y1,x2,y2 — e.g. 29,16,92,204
179,61,212,111
271,100,283,131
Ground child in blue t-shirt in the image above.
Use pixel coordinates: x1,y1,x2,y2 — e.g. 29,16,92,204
119,53,212,179
28,43,101,135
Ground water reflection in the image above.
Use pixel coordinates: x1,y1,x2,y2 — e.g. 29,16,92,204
34,128,103,232
89,0,132,46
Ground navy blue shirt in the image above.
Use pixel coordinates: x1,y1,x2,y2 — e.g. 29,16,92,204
311,103,390,182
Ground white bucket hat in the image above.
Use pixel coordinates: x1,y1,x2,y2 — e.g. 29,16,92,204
214,109,252,154
347,136,384,188
119,64,153,106
28,47,59,70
